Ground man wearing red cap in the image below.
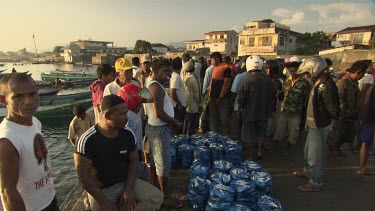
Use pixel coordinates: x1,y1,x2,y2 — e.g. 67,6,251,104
118,84,144,160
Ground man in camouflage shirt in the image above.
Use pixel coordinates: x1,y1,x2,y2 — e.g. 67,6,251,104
273,61,311,155
329,60,366,157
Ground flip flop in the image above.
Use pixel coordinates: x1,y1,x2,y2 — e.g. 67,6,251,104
298,183,322,192
356,171,375,176
292,171,311,179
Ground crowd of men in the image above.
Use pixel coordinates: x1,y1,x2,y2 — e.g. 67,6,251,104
0,50,374,210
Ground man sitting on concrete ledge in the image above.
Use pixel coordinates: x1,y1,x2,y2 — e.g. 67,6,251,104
74,94,162,211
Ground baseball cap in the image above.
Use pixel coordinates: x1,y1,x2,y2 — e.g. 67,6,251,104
141,54,152,63
117,84,142,111
183,61,195,72
115,58,133,72
289,56,301,63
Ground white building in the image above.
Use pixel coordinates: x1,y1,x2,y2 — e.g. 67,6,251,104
204,30,238,56
151,43,170,54
331,25,375,48
238,19,302,56
61,44,81,63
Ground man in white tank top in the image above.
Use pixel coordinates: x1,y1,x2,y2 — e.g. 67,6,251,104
0,73,58,210
144,59,183,208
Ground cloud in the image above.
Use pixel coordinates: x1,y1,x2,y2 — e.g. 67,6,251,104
309,2,375,27
271,8,304,25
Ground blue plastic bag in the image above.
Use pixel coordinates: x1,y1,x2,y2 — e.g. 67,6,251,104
193,145,211,163
230,167,251,181
190,160,210,179
177,143,194,168
230,179,258,205
258,195,282,211
228,203,253,211
211,172,232,186
206,184,235,210
241,160,262,174
224,143,243,166
250,170,272,195
210,143,225,162
187,177,211,210
213,160,234,174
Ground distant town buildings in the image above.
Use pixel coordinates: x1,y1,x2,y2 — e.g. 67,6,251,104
238,19,302,56
62,40,127,64
151,43,170,54
330,25,375,48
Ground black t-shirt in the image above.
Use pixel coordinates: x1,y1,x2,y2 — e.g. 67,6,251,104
75,125,136,188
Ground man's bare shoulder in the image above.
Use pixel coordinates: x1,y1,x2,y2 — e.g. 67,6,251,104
0,138,19,158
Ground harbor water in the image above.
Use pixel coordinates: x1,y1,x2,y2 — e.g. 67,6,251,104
1,63,98,203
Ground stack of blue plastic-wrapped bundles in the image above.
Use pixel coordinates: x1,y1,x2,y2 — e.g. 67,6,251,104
181,132,282,210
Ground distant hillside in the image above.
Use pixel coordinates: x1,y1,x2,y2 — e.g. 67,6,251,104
167,41,187,48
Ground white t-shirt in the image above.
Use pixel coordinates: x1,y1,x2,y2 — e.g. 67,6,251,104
132,66,142,78
358,73,374,91
194,62,202,79
170,72,187,107
202,65,215,94
145,80,174,126
0,117,55,211
103,78,141,97
231,71,251,111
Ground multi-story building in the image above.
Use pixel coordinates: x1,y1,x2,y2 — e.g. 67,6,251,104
331,25,375,48
63,39,127,64
204,30,238,56
185,40,205,52
238,19,302,56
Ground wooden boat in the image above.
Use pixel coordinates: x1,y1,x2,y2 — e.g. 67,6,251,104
38,88,60,97
0,69,6,73
41,72,96,82
39,89,91,105
0,99,92,119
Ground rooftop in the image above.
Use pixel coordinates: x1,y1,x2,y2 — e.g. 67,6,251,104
337,25,375,34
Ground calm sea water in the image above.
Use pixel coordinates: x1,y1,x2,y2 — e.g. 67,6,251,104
1,63,98,204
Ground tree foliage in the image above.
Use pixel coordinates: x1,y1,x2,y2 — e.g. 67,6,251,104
53,46,63,54
133,40,154,54
296,31,331,55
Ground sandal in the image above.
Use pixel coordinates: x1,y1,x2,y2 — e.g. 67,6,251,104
298,183,322,192
292,171,311,179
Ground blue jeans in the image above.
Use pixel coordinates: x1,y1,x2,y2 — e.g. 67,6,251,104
303,126,330,187
145,124,171,177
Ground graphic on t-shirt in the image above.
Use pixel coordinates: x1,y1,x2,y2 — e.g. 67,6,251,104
33,134,49,172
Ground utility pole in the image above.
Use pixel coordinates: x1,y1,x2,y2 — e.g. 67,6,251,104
33,33,38,57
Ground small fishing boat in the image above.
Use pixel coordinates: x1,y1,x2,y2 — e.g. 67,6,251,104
0,99,92,119
41,72,97,82
0,69,6,73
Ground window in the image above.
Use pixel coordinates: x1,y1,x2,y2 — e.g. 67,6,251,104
220,35,224,39
249,37,255,46
352,33,364,44
259,36,272,46
279,37,285,46
289,38,292,43
240,38,245,45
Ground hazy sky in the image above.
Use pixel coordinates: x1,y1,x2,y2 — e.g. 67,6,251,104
1,0,375,52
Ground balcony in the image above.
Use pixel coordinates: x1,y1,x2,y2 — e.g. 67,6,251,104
241,45,276,53
241,28,276,36
204,39,227,44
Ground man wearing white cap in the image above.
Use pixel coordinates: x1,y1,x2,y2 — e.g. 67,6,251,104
135,54,152,88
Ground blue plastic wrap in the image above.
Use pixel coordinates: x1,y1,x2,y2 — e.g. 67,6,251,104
177,143,194,168
210,143,225,163
211,172,232,186
206,184,235,210
228,203,253,211
258,195,282,211
170,143,178,168
250,170,272,195
213,160,234,174
230,179,258,205
193,146,211,163
206,131,220,138
224,142,243,166
190,160,210,179
230,167,251,181
241,161,262,174
187,177,211,210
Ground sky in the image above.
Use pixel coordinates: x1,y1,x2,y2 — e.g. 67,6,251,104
1,0,375,53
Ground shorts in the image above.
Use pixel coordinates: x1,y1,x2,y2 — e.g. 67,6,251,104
360,123,375,152
142,135,150,153
145,124,171,176
241,120,268,143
